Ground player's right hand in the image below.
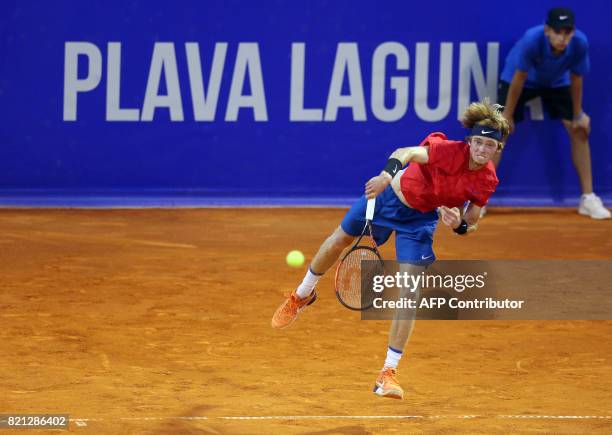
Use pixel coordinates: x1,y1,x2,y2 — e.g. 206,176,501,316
365,175,391,199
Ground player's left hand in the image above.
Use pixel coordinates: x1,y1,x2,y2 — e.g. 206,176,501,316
365,175,391,199
572,112,591,135
438,206,461,229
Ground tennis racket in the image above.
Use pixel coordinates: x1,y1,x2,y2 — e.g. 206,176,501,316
334,198,385,311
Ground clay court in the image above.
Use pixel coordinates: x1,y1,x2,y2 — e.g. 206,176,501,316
1,207,610,434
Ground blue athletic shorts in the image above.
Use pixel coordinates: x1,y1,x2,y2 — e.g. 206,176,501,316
340,185,439,266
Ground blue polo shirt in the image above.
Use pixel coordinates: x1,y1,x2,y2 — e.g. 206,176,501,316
501,25,589,89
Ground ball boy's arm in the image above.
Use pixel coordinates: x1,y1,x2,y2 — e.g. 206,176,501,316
502,70,528,126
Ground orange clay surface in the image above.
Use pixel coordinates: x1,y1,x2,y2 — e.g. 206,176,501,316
1,208,611,434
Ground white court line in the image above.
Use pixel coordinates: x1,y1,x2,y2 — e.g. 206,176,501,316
69,414,612,425
500,415,612,419
219,416,425,420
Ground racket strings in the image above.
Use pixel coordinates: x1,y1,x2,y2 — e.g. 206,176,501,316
336,247,384,309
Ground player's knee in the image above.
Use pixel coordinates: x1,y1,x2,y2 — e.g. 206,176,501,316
328,227,354,250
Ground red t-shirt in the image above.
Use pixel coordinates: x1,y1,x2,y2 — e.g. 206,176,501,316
400,132,499,212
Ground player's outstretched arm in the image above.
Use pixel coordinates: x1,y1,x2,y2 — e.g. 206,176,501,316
389,146,429,166
365,146,429,199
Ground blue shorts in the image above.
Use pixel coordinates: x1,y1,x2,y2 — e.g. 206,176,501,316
340,185,439,266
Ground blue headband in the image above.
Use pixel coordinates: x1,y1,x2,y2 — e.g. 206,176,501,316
470,125,502,141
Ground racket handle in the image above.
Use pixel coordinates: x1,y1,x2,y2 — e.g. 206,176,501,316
366,198,375,221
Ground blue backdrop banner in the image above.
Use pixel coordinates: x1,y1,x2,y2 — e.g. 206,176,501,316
1,0,610,206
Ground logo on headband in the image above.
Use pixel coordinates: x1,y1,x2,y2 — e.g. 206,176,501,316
470,125,502,141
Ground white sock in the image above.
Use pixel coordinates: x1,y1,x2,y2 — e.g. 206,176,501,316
296,267,322,299
383,346,403,369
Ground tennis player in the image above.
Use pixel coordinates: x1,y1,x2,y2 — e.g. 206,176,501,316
271,99,510,399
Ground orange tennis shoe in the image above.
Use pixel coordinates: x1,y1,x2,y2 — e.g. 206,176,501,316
373,367,404,399
270,290,317,329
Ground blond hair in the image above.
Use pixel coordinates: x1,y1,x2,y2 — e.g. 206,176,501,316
461,98,510,148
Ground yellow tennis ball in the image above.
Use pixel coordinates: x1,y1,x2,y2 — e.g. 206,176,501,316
286,250,305,268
